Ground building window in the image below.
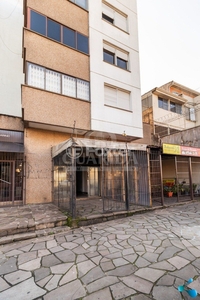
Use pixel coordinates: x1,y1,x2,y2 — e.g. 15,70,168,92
158,97,168,110
170,101,182,114
185,107,196,121
104,85,131,110
27,63,90,101
28,9,89,55
69,0,88,9
102,1,127,32
103,42,128,70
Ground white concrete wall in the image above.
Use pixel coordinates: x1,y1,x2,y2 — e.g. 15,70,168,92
89,0,143,138
152,94,196,131
0,0,24,117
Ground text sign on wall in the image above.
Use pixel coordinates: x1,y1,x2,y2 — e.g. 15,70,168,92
163,143,200,157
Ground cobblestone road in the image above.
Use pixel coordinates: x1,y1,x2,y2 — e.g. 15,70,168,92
0,202,200,300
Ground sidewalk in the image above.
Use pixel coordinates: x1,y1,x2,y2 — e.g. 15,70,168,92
0,201,200,299
0,204,69,245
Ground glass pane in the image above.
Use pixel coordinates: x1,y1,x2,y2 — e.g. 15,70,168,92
47,19,61,42
75,0,87,9
77,79,90,100
46,70,61,93
62,75,76,97
117,57,127,69
77,33,89,54
30,11,46,36
28,63,45,89
103,50,114,64
102,13,114,24
63,27,75,48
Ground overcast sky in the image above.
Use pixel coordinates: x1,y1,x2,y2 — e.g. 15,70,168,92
137,0,200,94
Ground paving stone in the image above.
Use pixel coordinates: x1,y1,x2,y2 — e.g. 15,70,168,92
150,260,176,271
36,275,53,288
55,250,76,262
61,242,78,249
188,277,200,293
34,267,51,282
77,260,96,277
43,279,86,300
0,257,17,275
152,285,180,300
5,270,31,285
124,254,138,264
86,276,119,293
142,252,159,263
135,256,150,268
110,282,136,299
76,254,88,263
130,294,151,299
83,287,112,300
0,277,46,300
167,256,190,269
158,246,180,261
178,249,196,261
113,257,129,267
4,249,23,257
45,274,62,291
59,265,77,285
31,242,46,251
188,247,200,257
135,267,165,283
42,254,61,267
38,249,51,257
0,277,10,292
120,275,153,294
91,255,102,265
18,251,37,265
100,260,115,272
51,262,73,274
46,239,57,249
170,239,186,250
156,274,175,286
107,264,137,277
18,244,33,252
169,264,199,281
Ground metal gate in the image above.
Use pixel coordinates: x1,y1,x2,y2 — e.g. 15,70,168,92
0,153,24,206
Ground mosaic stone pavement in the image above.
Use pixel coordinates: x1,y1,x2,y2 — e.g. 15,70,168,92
0,202,200,300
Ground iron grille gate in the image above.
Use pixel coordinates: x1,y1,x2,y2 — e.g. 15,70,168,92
0,152,24,206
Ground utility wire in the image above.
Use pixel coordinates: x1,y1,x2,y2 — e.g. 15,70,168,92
0,0,20,20
0,34,21,55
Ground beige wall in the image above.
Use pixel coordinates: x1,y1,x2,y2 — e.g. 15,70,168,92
22,86,91,130
27,0,88,35
0,115,23,131
24,30,89,80
25,128,71,204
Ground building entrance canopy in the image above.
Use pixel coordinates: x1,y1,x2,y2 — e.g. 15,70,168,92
52,138,147,158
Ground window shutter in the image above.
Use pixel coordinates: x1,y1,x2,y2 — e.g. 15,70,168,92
116,49,128,61
190,107,196,121
115,12,127,31
118,90,130,110
102,3,114,19
105,86,117,106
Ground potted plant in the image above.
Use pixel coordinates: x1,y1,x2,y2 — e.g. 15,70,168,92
163,182,174,197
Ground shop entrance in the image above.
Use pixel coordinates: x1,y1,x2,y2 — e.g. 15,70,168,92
0,161,13,202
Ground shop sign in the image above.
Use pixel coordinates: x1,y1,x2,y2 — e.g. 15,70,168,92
163,143,200,157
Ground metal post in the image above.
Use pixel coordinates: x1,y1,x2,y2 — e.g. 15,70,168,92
159,152,164,206
125,143,129,210
71,146,76,218
175,156,179,202
189,157,193,200
147,148,152,207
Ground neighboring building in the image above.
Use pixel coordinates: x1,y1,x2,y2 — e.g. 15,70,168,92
1,0,144,211
142,81,200,142
0,0,24,205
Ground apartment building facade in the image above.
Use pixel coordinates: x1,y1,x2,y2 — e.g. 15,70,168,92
1,0,144,212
